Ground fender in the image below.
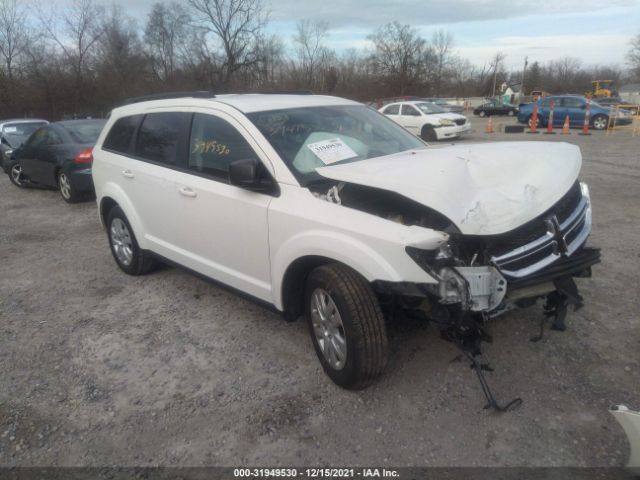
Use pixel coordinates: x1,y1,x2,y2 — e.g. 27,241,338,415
270,229,438,310
98,182,149,250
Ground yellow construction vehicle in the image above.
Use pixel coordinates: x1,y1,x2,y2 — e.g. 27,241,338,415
586,80,615,98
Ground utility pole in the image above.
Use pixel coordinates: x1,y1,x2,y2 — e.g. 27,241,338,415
491,52,506,98
521,56,528,98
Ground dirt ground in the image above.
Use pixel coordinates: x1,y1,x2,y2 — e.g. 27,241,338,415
0,115,638,467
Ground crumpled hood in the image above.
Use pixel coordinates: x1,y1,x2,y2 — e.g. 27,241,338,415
429,112,466,121
315,141,582,235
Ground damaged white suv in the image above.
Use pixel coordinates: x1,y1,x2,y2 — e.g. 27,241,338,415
92,92,599,397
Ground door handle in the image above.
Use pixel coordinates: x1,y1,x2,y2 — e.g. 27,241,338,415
178,186,197,198
121,169,134,179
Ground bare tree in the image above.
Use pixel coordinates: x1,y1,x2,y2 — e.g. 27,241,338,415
490,51,506,97
368,22,425,95
144,2,190,83
431,29,453,95
0,0,25,81
187,0,267,88
628,32,640,81
40,0,104,113
293,19,330,88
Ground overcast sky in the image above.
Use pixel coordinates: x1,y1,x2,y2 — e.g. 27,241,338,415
70,0,640,69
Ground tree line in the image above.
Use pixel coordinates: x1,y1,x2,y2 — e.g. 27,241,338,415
0,0,639,120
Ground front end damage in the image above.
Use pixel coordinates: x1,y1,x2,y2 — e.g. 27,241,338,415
313,177,600,410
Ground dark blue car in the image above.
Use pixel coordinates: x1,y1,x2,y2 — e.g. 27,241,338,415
517,95,633,130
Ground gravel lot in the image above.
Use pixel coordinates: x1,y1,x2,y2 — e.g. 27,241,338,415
0,115,638,467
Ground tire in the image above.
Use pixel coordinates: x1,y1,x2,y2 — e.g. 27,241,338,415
58,171,80,203
591,114,608,131
106,205,157,275
8,162,27,188
420,125,438,142
507,110,515,116
528,115,540,128
305,263,389,390
478,111,486,117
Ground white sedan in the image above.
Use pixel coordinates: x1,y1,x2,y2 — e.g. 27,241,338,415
379,100,471,141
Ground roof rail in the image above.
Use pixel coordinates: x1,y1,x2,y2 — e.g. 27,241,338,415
121,91,215,105
254,90,314,95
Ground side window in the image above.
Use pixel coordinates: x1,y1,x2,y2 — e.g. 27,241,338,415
188,113,258,180
45,129,62,146
383,104,399,115
135,112,190,166
539,98,551,107
103,115,143,154
25,128,48,149
562,98,584,109
401,105,420,116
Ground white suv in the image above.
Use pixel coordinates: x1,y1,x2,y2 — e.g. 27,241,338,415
92,92,599,394
379,100,470,141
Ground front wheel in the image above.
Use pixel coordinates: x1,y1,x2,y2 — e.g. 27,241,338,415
8,162,27,188
592,114,608,131
507,110,515,116
420,125,438,142
106,206,157,275
305,263,389,390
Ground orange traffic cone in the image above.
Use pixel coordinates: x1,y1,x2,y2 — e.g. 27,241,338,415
485,116,493,134
561,115,570,135
528,104,539,134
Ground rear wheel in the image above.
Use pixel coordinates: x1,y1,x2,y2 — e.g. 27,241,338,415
528,115,540,128
58,172,80,203
106,206,157,275
305,263,389,390
478,110,486,117
8,163,27,188
507,110,515,116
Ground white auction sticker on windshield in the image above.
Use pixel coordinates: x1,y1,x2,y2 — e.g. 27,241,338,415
307,138,357,165
3,127,17,133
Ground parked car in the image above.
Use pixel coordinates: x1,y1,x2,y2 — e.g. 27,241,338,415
593,97,640,115
91,92,600,395
517,95,633,130
6,119,106,202
0,119,48,169
473,100,518,117
379,100,470,141
420,97,465,113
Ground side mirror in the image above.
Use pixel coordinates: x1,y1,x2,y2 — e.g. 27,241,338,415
229,158,276,195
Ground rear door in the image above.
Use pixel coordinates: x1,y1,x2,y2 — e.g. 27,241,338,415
19,127,59,184
562,97,586,126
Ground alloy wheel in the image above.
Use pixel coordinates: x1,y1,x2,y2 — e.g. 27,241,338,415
110,218,133,266
310,288,347,370
10,164,23,185
59,173,71,199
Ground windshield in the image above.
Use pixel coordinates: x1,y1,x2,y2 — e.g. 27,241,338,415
416,102,446,114
63,120,106,143
1,122,47,147
247,105,425,185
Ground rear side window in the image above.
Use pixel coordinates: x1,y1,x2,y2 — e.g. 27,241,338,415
188,113,257,180
103,115,142,153
135,112,190,166
383,104,399,115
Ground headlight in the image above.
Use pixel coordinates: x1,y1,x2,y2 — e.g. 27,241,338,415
439,119,455,126
2,149,12,160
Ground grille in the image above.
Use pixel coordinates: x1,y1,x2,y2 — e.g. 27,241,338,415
454,119,466,126
487,181,582,256
489,182,591,279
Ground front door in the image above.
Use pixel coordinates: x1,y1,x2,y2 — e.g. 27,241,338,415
399,104,423,134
